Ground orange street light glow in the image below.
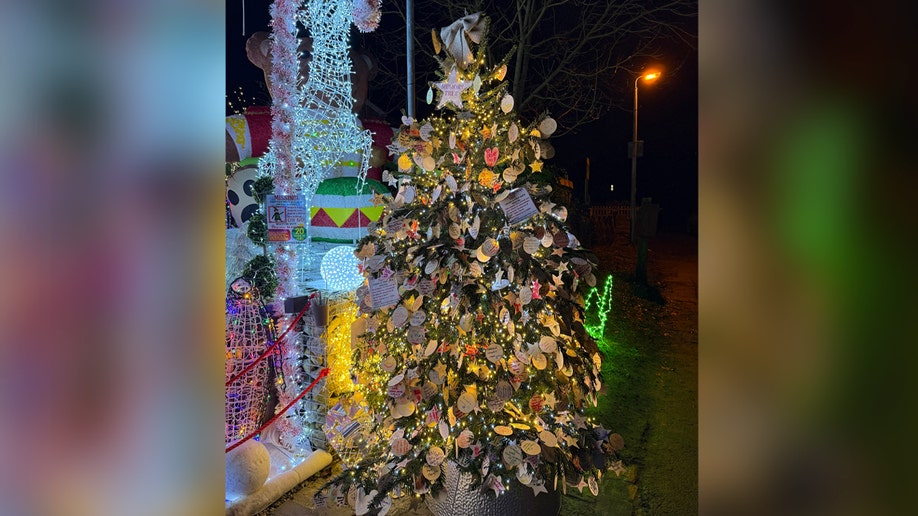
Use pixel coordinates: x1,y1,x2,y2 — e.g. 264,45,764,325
643,72,661,81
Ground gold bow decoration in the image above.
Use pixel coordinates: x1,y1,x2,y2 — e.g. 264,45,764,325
439,12,485,70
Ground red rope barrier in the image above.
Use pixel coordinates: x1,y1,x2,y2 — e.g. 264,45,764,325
225,367,329,454
225,297,315,387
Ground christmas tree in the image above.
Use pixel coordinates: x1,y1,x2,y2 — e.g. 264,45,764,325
318,13,622,513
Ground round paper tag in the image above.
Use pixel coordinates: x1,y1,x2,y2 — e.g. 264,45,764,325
421,382,437,400
410,310,426,326
476,247,491,263
426,446,445,466
529,395,544,412
391,438,411,455
502,445,523,467
588,475,599,496
539,336,558,354
397,154,412,171
486,393,504,412
523,237,541,255
494,425,513,436
495,381,513,401
388,383,405,399
509,123,519,143
531,352,548,370
541,233,553,247
457,429,474,448
391,306,409,327
539,117,557,137
457,392,477,414
499,307,510,325
422,156,436,171
422,464,441,481
424,340,438,357
407,326,426,344
519,286,532,305
521,440,541,455
428,367,444,385
381,355,397,372
552,231,570,248
397,399,416,417
424,259,439,275
501,94,514,114
485,343,503,363
539,430,558,448
449,223,461,239
481,238,500,257
418,279,435,296
517,466,533,485
459,313,473,332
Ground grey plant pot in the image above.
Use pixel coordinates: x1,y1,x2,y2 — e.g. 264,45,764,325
425,461,561,516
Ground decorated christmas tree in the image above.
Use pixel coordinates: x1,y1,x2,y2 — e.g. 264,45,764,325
317,13,622,513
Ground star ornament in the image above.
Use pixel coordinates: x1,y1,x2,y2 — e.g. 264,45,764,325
434,68,472,109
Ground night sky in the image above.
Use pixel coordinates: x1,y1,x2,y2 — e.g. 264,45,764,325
227,1,697,232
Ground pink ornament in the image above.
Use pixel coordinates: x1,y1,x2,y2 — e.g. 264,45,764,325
484,147,499,168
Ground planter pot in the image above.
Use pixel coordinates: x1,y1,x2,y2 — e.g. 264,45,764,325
426,461,561,516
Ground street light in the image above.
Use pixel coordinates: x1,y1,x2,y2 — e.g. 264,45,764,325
630,70,660,243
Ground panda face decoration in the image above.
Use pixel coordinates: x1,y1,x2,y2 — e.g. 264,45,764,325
227,164,261,227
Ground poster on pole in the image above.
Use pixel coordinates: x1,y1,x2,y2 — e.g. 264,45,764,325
266,194,309,243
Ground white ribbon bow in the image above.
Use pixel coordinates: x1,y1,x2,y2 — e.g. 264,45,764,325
439,12,485,69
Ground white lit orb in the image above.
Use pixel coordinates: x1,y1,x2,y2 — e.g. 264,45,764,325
320,246,364,292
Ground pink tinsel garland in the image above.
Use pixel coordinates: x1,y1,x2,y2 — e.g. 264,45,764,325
352,0,382,33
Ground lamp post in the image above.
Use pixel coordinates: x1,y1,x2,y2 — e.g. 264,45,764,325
630,71,660,243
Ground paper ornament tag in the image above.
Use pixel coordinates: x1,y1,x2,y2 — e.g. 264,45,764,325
459,313,473,332
521,440,541,455
519,286,533,305
391,305,409,327
539,336,558,354
502,445,523,467
456,429,473,448
449,223,461,239
422,155,436,171
522,237,541,255
407,326,426,344
426,446,446,466
539,117,557,137
457,392,477,413
449,132,457,149
472,74,482,93
428,367,444,385
539,430,558,448
517,466,533,485
398,154,412,171
388,383,405,398
541,233,553,247
553,231,570,248
347,485,358,508
556,351,565,370
381,355,397,372
509,123,519,143
439,420,449,440
410,310,427,326
369,277,400,310
420,123,434,141
481,238,500,256
485,343,503,363
397,399,416,417
486,393,504,412
476,247,491,263
446,175,458,192
418,279,436,296
496,381,513,401
426,87,434,104
469,215,480,239
531,352,547,370
391,438,411,455
588,476,599,496
494,425,513,436
421,382,437,399
529,395,544,412
420,464,441,482
403,186,417,204
378,497,392,516
499,188,540,225
501,94,514,113
469,261,483,277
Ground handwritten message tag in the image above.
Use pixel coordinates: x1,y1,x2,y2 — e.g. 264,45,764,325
369,277,400,310
499,188,539,225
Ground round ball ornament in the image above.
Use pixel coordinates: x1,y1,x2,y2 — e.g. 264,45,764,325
320,246,364,291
